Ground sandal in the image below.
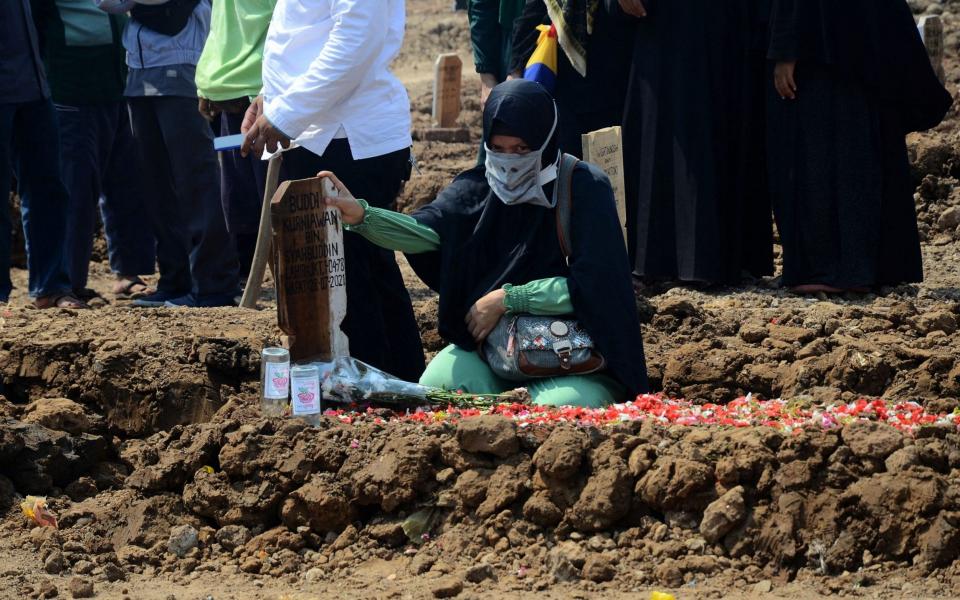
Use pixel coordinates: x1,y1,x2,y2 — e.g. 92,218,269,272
32,293,89,310
114,277,153,300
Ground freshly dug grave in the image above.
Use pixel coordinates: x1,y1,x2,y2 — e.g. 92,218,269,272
1,391,960,599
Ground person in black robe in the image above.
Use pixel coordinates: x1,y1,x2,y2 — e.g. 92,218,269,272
617,0,774,283
509,0,635,157
767,0,952,292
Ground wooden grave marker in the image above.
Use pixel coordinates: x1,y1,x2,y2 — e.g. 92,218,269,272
271,176,349,362
432,53,463,128
581,126,628,245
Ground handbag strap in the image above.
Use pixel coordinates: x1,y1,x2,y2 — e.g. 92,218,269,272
554,153,579,262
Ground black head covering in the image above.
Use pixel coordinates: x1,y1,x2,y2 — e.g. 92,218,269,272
405,80,649,396
768,0,952,133
483,79,560,169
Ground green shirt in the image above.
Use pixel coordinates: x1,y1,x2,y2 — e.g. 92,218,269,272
347,200,574,315
195,0,275,101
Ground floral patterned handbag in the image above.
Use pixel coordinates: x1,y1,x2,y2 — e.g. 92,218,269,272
481,154,606,381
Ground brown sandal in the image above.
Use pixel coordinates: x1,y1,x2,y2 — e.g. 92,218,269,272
32,293,90,310
113,277,153,300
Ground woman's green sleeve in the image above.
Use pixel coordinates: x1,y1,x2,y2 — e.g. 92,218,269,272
344,200,440,254
503,277,574,315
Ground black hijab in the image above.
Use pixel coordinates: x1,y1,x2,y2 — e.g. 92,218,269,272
407,80,649,395
768,0,952,133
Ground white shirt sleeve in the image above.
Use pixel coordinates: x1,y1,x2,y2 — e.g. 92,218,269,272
263,0,390,140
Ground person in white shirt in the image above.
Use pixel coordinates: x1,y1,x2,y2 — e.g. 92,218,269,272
241,0,424,381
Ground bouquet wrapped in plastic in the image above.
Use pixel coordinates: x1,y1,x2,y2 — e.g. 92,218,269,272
312,357,529,408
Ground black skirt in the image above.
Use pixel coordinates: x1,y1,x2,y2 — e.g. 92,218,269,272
623,0,774,283
766,63,923,288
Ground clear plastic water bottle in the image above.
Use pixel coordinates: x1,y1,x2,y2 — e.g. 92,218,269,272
290,364,322,426
260,348,290,417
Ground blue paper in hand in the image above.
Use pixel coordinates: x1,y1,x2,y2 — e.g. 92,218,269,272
214,134,244,152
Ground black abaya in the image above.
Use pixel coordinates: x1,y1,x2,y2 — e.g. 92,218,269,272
407,81,649,395
767,0,952,288
620,0,774,283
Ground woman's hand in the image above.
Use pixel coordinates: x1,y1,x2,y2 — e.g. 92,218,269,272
318,171,365,225
774,61,798,100
618,0,647,17
466,289,507,343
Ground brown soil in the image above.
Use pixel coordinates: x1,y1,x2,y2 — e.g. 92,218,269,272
2,1,960,598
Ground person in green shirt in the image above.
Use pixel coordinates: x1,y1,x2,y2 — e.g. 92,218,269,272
322,80,649,408
195,0,276,282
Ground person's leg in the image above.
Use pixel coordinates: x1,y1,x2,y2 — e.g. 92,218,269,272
12,99,74,299
153,97,238,302
347,145,425,381
0,104,15,302
100,100,157,288
526,373,626,408
219,111,261,281
419,345,511,393
128,97,192,298
55,103,102,292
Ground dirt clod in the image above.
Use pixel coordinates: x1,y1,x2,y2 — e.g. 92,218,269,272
67,577,94,599
456,415,519,458
841,421,904,460
430,576,464,598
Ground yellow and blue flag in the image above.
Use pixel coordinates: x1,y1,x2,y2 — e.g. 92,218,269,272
524,24,558,93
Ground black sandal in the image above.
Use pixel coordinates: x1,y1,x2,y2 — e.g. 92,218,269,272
32,293,89,310
114,277,152,300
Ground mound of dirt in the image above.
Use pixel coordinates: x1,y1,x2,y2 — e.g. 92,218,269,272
1,403,959,598
3,0,960,597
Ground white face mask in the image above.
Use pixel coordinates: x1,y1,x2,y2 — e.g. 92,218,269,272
483,106,560,208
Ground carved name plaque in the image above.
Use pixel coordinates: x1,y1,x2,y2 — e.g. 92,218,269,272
582,126,628,245
271,177,349,362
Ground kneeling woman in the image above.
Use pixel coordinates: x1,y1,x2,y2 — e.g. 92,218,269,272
323,80,648,407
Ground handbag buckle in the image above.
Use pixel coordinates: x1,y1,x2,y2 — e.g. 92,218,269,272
553,340,573,370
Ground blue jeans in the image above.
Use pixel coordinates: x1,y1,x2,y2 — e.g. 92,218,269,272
0,98,72,300
128,96,239,297
56,101,156,289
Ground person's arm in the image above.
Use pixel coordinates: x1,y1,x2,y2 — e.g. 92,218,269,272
344,200,440,254
262,0,388,141
768,0,799,99
508,0,548,77
95,0,137,14
503,277,574,315
469,0,502,76
468,0,503,106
